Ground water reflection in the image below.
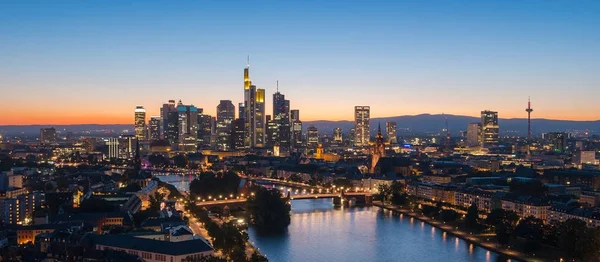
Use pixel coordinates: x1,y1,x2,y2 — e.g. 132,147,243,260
248,199,511,262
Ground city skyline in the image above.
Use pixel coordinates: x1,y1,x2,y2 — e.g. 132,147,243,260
2,1,600,125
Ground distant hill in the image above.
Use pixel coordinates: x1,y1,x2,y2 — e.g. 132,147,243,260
303,114,600,136
1,114,599,136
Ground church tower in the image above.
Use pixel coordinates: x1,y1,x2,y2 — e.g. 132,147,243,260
370,124,385,173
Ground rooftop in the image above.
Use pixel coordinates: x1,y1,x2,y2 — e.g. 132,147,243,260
91,234,213,256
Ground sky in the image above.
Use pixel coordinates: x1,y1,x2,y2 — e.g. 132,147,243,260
1,0,599,125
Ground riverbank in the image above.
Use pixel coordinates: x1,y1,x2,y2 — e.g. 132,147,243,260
373,201,550,262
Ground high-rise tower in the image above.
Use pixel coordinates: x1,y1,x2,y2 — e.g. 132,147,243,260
354,106,370,147
481,110,499,148
526,97,533,139
134,106,146,140
216,100,235,151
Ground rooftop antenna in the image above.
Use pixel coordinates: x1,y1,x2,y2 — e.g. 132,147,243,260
247,55,250,67
277,80,279,92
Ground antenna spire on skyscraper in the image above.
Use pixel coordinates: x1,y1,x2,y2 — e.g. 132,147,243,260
277,80,279,92
247,55,250,67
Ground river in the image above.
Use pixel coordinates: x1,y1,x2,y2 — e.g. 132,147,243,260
248,199,510,262
158,175,508,262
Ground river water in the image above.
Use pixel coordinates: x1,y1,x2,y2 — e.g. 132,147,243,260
158,175,508,262
248,199,509,262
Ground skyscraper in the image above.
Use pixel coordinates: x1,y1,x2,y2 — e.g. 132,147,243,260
107,138,120,159
134,106,146,140
160,100,176,139
40,127,57,144
273,86,291,152
481,110,499,148
198,113,213,148
238,103,245,120
148,116,161,141
467,123,482,147
291,120,303,150
231,118,246,151
245,84,265,148
266,115,278,148
290,109,300,122
354,106,370,146
385,122,397,144
333,128,343,144
178,103,199,152
307,126,319,148
216,100,235,151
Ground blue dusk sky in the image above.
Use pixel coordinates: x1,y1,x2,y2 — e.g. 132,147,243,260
1,0,599,124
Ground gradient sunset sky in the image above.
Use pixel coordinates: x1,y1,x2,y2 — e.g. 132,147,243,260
1,1,599,125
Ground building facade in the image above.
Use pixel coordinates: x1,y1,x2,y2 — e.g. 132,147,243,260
480,110,499,148
354,106,370,147
134,106,147,140
216,100,235,151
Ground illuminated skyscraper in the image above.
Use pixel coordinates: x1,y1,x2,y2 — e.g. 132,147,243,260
148,116,161,141
238,103,245,120
134,106,146,140
231,118,246,151
40,127,57,144
290,109,300,122
216,100,235,151
481,110,499,148
266,115,278,148
354,106,370,146
160,100,177,139
385,122,397,144
466,123,481,147
333,128,343,144
307,126,319,148
107,138,120,159
178,103,199,152
198,113,213,148
273,85,291,152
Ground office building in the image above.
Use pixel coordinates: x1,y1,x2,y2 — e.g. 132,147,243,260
245,85,265,148
348,128,356,147
134,106,146,140
266,115,278,148
160,100,177,139
231,118,246,151
40,128,57,144
480,110,499,148
83,138,96,153
119,135,136,160
354,106,370,146
290,109,300,122
238,103,245,120
107,138,120,159
467,123,482,147
386,122,397,144
333,128,343,144
216,100,235,151
543,132,568,153
273,88,291,152
307,126,319,148
148,116,161,141
574,151,596,166
177,104,199,152
291,120,303,149
198,114,213,148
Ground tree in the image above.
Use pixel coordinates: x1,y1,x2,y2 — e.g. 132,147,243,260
465,203,480,231
173,154,188,168
485,209,519,228
148,154,168,167
288,174,303,183
247,187,291,232
0,155,14,171
440,209,459,223
250,251,268,262
376,184,391,202
390,192,408,206
557,219,600,261
148,191,166,212
514,216,544,252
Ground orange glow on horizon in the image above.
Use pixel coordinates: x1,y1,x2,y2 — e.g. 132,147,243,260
1,111,599,125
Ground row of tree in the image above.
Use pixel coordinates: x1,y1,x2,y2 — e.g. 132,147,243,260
189,171,241,199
